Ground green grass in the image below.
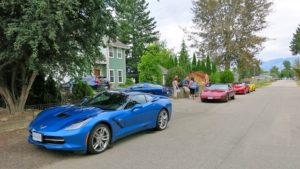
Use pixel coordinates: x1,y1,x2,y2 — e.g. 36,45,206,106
255,81,272,88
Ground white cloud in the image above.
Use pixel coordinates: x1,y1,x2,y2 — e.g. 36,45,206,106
148,0,300,61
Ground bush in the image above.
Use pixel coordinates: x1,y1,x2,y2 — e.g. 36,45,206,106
166,66,186,86
209,72,220,84
125,78,134,85
26,74,62,105
72,81,94,100
220,69,234,83
44,76,62,103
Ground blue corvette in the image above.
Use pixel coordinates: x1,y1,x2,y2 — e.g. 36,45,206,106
28,91,172,154
117,83,171,96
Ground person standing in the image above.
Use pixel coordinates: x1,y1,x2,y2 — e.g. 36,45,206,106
182,76,190,98
172,75,179,99
189,77,198,99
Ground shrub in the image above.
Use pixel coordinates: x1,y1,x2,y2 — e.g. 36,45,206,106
220,69,234,83
44,76,62,103
209,72,220,84
125,78,134,85
166,66,186,86
26,74,61,105
72,81,94,100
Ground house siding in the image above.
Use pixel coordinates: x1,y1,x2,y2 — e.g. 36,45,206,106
108,47,126,86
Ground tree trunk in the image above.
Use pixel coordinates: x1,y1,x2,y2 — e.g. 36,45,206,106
0,72,37,114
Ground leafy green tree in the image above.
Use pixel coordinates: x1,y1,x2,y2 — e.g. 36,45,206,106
138,44,163,84
270,66,280,78
166,67,186,86
178,40,190,72
206,56,212,75
72,81,94,100
281,60,294,78
191,0,272,69
290,25,300,55
174,56,178,66
196,59,201,71
116,0,159,82
220,69,234,83
211,62,217,74
209,72,220,84
200,59,206,72
191,53,197,71
0,0,115,114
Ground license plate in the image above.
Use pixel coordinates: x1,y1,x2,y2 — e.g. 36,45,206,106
208,97,213,100
32,131,42,142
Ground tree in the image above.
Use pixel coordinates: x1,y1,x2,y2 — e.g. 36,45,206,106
116,0,159,82
281,60,294,78
166,67,186,86
206,56,212,75
200,59,206,72
72,81,94,100
211,62,217,74
0,1,116,114
178,40,190,72
290,25,300,55
190,0,272,69
196,59,201,71
220,69,234,83
191,53,197,71
270,66,280,78
138,44,163,84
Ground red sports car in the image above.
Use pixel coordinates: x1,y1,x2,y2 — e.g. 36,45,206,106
200,84,235,102
233,83,249,94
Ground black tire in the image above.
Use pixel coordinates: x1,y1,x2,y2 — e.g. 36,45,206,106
231,95,235,100
201,99,205,102
87,124,111,154
156,109,169,130
224,94,229,102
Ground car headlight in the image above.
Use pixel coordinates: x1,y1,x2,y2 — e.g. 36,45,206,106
65,118,91,130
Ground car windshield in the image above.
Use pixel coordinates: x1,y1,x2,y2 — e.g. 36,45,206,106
82,92,128,110
131,84,144,88
207,84,228,90
236,83,245,87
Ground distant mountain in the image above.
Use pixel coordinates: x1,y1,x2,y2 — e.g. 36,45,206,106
261,57,298,71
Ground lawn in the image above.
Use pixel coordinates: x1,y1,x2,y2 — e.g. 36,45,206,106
255,80,272,88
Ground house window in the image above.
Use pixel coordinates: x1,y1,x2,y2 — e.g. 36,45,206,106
117,49,122,59
109,69,115,83
109,47,113,58
118,70,123,83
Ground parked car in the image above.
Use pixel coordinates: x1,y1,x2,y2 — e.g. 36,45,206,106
116,83,171,96
28,91,172,154
245,81,256,92
200,84,235,102
233,82,250,94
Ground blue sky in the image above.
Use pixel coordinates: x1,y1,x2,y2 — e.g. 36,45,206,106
147,0,300,61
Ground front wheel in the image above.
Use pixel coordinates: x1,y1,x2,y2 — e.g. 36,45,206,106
156,109,169,130
88,124,111,154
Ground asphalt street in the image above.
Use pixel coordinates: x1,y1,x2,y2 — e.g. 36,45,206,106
2,80,300,169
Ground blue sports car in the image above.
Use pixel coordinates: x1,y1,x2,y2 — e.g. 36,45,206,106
28,91,172,154
117,83,171,96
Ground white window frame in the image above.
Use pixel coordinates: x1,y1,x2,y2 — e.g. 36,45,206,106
109,47,114,58
117,48,122,59
117,69,123,83
109,69,115,83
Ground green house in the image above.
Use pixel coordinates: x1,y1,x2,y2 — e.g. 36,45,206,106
94,40,129,87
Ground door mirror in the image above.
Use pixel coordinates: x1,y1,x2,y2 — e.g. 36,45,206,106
80,96,91,104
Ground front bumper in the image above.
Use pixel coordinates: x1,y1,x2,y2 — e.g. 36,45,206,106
200,95,226,101
28,129,88,151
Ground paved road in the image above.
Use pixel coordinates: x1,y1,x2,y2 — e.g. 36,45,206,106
1,80,300,169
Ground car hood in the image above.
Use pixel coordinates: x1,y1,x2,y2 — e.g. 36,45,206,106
201,90,227,96
29,105,104,132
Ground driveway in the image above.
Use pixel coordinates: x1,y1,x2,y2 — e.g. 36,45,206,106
1,80,300,169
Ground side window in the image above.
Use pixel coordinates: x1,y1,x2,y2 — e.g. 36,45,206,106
124,95,146,109
145,95,153,102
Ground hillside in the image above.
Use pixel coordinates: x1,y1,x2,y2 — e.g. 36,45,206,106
261,57,298,71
